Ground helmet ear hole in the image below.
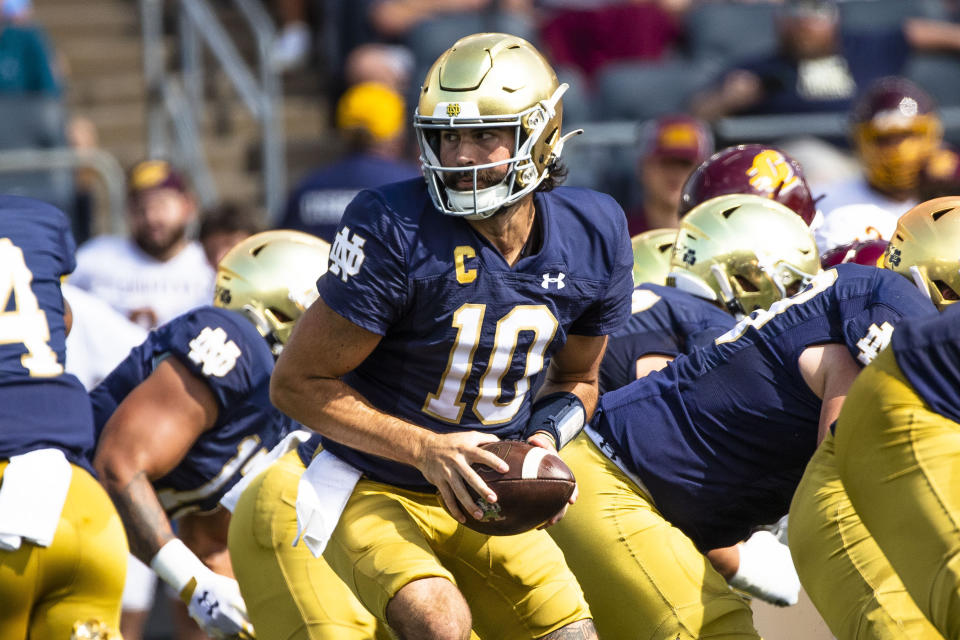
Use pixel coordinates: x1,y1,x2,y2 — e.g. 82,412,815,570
934,279,960,302
733,274,759,292
267,307,293,323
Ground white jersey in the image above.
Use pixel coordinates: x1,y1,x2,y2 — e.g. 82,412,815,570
62,283,149,390
70,236,214,329
814,177,914,252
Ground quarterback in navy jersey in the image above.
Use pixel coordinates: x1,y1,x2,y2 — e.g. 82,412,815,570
789,197,960,640
270,33,632,640
548,191,938,640
0,196,127,638
91,231,335,639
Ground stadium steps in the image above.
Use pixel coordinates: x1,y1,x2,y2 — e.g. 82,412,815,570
36,0,331,224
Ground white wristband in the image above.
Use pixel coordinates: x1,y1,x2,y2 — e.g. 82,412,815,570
149,538,207,595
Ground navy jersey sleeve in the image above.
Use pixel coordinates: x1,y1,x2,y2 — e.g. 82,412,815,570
316,189,408,335
841,269,939,366
162,308,274,411
568,201,634,336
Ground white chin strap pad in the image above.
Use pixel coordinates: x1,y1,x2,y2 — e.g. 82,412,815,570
446,182,512,218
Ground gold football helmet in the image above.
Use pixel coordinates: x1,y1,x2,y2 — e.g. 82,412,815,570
882,196,960,310
414,32,580,219
631,228,677,286
214,230,330,355
668,194,820,317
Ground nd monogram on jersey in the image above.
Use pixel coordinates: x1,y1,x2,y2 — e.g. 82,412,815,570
90,306,296,517
310,178,634,489
0,196,95,471
598,283,735,393
594,264,938,551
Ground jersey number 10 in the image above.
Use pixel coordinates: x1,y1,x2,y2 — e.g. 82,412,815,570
0,238,64,377
423,303,558,426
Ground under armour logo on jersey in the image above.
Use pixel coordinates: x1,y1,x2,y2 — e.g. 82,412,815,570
329,226,366,282
856,321,894,365
188,327,242,377
541,272,565,289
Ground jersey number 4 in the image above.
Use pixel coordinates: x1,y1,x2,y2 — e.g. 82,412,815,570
0,238,63,377
423,304,558,426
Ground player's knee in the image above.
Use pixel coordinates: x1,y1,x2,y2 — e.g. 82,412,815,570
387,577,471,640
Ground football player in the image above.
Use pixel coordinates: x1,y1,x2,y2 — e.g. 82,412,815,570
819,237,888,269
547,193,939,640
91,230,361,639
789,197,960,640
678,143,819,226
268,32,634,640
0,196,126,638
816,77,944,251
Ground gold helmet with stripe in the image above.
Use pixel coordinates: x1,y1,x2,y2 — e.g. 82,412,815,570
883,196,960,310
414,33,580,219
668,194,819,317
214,230,330,355
631,228,677,286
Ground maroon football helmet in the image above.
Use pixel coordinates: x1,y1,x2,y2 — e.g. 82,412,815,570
678,144,818,225
820,238,889,269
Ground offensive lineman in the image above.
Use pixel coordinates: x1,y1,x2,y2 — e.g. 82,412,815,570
0,196,127,638
789,198,960,639
547,192,938,639
91,231,356,638
268,33,633,639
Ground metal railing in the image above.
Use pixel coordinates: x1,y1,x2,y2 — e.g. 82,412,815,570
0,147,127,234
140,0,285,218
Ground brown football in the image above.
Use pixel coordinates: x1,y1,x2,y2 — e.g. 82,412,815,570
447,440,576,536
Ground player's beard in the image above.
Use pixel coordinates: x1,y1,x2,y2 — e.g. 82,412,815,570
442,165,509,192
135,225,187,260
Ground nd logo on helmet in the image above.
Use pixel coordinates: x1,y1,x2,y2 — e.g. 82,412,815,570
446,103,461,117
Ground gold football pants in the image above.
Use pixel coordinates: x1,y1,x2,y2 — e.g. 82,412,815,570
323,470,592,639
548,432,760,640
836,347,960,640
0,461,127,640
789,431,943,639
227,449,389,640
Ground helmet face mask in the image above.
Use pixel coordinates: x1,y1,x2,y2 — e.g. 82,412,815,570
883,196,960,310
414,33,577,220
851,77,943,194
669,194,820,318
214,230,330,355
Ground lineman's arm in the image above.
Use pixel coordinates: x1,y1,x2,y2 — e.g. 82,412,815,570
798,343,862,446
270,297,509,523
636,354,673,379
94,356,217,563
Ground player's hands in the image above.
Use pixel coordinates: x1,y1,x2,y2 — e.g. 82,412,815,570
416,430,507,523
180,569,255,639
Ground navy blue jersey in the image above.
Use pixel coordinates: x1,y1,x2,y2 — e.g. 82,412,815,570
91,306,294,518
893,302,960,425
594,264,938,550
311,179,634,489
0,196,94,471
599,283,735,393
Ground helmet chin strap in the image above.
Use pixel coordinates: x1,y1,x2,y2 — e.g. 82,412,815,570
710,264,746,318
908,265,933,301
447,181,512,219
238,304,282,356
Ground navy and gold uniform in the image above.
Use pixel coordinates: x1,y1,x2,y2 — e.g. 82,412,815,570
549,263,938,640
598,282,735,393
90,306,292,517
833,304,960,640
288,178,633,637
0,196,127,638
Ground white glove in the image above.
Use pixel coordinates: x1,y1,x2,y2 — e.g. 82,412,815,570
728,530,801,607
150,539,255,639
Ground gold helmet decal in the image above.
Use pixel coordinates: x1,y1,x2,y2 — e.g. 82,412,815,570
631,228,677,286
746,149,801,197
668,194,820,317
883,197,960,310
214,230,330,354
414,33,581,219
